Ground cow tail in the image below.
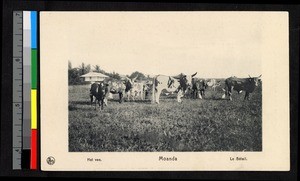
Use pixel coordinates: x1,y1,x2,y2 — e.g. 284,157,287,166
151,76,156,103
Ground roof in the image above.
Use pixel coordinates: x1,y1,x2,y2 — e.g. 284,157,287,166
80,72,109,78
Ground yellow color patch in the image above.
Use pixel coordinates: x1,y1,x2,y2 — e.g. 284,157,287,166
31,90,37,129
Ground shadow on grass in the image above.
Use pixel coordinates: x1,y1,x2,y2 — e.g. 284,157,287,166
123,99,152,104
70,100,90,105
68,105,78,111
210,97,228,101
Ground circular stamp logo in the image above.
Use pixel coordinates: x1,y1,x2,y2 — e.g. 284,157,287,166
46,156,55,165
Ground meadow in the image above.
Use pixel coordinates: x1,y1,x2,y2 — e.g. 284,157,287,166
69,83,262,152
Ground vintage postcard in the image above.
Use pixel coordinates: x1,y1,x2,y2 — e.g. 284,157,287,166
40,12,289,171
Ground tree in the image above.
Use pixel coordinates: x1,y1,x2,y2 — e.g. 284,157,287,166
129,71,146,80
93,65,101,73
78,63,91,75
111,71,121,80
68,61,72,70
85,64,91,74
68,68,82,85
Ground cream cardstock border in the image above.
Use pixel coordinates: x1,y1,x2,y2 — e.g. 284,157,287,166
40,12,289,171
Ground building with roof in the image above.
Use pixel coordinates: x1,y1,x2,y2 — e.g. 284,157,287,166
80,72,109,83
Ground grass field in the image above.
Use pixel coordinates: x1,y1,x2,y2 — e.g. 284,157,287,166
69,83,262,152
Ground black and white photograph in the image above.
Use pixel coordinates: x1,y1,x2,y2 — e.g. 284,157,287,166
67,12,262,152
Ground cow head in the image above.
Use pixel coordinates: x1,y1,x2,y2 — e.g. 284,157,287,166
167,77,175,88
173,72,197,91
202,79,208,89
248,75,262,87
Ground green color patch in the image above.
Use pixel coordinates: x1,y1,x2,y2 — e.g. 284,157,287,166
31,49,37,89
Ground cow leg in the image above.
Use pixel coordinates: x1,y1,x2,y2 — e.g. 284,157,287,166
94,99,97,110
98,98,101,109
155,89,162,104
126,92,130,102
244,92,250,100
244,92,247,100
229,93,232,101
228,86,233,101
127,92,130,101
198,91,202,99
103,98,108,106
177,90,183,103
119,92,123,103
132,91,135,101
90,95,94,106
192,90,196,99
222,87,227,99
90,95,93,106
100,99,104,110
141,91,144,100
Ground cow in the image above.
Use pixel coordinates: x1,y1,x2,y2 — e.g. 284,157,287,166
144,83,153,100
152,72,197,104
90,82,109,110
128,82,146,101
107,76,137,103
124,76,138,101
191,78,208,99
222,75,262,101
207,79,221,91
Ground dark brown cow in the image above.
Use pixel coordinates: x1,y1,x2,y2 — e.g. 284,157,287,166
90,82,109,110
222,75,262,101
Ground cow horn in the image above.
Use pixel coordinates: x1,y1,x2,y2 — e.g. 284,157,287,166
257,74,262,78
172,74,181,79
248,75,251,78
132,76,138,82
192,72,197,77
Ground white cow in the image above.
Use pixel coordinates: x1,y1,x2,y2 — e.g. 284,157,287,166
152,73,197,104
128,82,145,100
207,79,221,91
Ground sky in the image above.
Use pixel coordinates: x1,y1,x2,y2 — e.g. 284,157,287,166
52,12,263,78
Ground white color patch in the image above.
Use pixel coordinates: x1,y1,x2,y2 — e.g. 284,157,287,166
23,11,31,30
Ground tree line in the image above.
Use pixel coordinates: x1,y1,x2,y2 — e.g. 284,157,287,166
68,61,148,85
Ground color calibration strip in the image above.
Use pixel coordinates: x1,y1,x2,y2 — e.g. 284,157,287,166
13,11,38,170
23,10,38,170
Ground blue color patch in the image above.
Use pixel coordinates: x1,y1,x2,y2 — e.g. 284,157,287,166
31,11,37,49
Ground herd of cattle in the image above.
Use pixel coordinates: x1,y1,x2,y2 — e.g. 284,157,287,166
90,73,262,110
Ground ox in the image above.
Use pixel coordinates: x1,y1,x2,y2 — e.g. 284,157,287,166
107,76,136,103
152,72,197,104
222,75,262,101
90,82,109,110
207,79,221,91
191,78,208,99
128,82,146,101
144,83,153,100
